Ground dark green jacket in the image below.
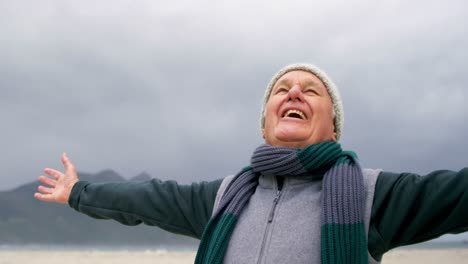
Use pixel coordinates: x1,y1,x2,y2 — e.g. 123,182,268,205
68,168,468,261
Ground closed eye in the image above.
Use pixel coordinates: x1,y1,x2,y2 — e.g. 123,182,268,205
305,89,319,95
275,87,288,94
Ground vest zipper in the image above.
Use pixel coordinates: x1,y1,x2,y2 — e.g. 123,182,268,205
268,190,282,222
257,177,284,264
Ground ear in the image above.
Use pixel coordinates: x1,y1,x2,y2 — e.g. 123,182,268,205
262,129,266,139
331,132,337,142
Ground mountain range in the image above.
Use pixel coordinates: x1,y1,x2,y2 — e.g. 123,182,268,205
0,170,197,248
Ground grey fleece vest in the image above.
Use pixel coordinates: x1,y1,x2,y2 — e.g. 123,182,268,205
213,168,381,264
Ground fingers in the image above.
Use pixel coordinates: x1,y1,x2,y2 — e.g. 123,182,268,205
43,153,76,179
44,168,63,179
61,152,76,173
37,185,53,194
38,175,56,187
34,192,55,202
36,152,78,204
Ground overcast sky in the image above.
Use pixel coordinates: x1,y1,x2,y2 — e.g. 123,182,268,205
1,0,467,243
1,0,467,192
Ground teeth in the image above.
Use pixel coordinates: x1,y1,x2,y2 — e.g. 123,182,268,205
283,109,306,120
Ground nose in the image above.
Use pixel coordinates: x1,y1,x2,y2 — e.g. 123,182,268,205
288,85,304,102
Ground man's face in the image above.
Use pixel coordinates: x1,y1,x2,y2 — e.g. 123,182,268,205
262,70,336,148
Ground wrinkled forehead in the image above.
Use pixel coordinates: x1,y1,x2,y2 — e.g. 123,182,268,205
269,70,329,97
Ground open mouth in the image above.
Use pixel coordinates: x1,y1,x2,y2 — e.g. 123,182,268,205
282,109,307,120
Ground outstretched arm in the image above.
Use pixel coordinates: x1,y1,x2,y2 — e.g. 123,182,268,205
34,152,223,239
34,152,79,204
369,168,468,260
68,178,222,238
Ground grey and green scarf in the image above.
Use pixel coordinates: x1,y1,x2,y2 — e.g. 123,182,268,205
195,141,367,264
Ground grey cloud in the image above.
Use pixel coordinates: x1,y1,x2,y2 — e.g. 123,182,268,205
0,0,467,197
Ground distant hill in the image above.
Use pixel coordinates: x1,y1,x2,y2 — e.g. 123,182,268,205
0,170,197,248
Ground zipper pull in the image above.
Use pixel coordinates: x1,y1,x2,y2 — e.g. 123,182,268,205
268,190,282,223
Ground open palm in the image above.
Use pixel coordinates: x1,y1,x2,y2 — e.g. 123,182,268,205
34,153,79,204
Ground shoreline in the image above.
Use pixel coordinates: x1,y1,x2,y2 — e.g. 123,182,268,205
1,240,466,251
1,248,468,264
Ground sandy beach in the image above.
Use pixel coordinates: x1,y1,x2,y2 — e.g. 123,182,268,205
0,250,195,264
382,248,468,264
1,248,468,264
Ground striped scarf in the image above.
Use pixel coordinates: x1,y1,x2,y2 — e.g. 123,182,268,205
195,141,367,264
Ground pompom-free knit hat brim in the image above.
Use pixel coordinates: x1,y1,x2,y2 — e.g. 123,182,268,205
260,63,344,141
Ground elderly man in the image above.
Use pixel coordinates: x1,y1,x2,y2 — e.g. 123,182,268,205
35,64,468,264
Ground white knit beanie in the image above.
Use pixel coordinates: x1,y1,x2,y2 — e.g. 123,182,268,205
260,63,344,141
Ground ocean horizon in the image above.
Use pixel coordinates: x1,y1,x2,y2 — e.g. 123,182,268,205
1,240,467,251
1,243,468,264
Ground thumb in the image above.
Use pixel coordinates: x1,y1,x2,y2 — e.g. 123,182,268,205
61,152,76,173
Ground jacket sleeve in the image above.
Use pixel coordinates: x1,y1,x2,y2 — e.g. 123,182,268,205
368,168,468,260
68,178,223,239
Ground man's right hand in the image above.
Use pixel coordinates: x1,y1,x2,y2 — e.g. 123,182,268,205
34,152,79,204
